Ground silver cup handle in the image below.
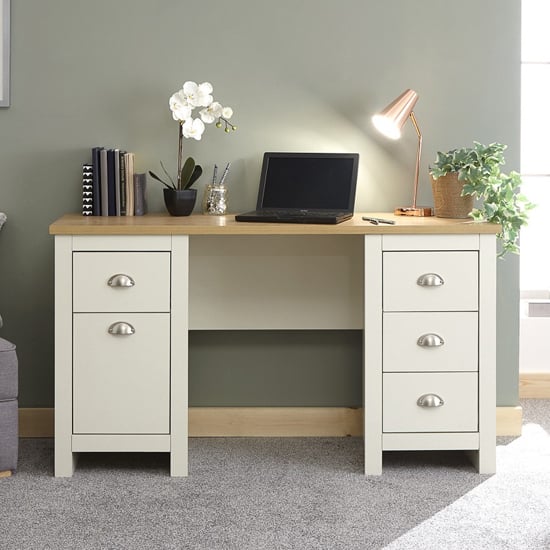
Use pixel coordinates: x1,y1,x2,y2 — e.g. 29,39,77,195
108,322,135,336
107,274,135,288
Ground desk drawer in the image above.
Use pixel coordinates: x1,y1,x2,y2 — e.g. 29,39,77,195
383,372,478,432
73,313,170,434
383,312,478,372
73,252,170,312
383,251,478,312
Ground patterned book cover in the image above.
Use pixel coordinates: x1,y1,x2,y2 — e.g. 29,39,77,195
82,163,93,216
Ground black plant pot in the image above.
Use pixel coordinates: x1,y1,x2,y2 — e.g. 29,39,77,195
163,188,197,216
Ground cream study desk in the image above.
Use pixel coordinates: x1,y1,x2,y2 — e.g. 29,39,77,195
49,213,500,477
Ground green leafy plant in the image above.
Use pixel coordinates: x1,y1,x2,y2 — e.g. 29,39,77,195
149,157,203,190
430,142,534,256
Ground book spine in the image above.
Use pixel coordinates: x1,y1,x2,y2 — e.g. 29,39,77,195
82,163,93,216
91,147,102,216
119,150,127,215
107,149,116,216
99,148,109,216
113,149,121,216
125,152,135,216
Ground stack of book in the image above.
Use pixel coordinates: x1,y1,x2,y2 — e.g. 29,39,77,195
82,147,147,216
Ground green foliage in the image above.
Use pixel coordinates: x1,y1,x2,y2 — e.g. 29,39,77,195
430,142,535,256
175,158,202,189
149,156,203,190
430,142,506,182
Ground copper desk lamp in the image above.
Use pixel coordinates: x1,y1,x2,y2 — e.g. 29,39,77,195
372,89,433,216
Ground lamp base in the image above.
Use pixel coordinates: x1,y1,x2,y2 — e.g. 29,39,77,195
394,206,433,217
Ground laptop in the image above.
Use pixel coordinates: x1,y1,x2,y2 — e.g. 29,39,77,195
235,152,359,224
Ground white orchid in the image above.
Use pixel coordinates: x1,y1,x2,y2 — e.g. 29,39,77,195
151,80,237,190
181,118,205,140
169,90,192,122
182,81,213,108
168,81,237,133
200,101,223,124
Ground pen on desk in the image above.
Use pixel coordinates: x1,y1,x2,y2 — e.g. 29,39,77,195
212,164,218,185
362,216,396,225
219,162,231,185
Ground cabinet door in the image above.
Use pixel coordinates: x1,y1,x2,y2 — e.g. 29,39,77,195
73,313,170,434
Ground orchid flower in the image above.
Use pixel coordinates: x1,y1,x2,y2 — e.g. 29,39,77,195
199,102,223,124
182,81,213,108
169,90,192,121
152,80,237,190
181,118,205,141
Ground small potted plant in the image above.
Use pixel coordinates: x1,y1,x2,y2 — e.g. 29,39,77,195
429,141,534,256
149,81,236,216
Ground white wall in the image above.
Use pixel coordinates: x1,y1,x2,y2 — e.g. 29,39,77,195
519,0,550,373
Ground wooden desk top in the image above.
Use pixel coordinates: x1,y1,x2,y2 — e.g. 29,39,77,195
49,213,501,236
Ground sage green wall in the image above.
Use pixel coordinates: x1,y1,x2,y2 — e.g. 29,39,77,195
0,0,520,407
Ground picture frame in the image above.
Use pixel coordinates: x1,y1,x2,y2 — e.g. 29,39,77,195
0,0,10,107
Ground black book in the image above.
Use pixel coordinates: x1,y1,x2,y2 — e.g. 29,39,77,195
99,148,109,216
107,149,117,216
91,147,103,216
119,150,127,215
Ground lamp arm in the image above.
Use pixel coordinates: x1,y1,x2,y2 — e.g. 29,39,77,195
409,111,422,209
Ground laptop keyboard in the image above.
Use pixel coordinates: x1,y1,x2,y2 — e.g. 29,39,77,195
235,209,352,225
252,209,347,219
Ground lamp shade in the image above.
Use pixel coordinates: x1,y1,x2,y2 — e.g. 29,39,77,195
372,89,419,140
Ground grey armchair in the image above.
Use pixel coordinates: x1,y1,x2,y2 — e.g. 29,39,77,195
0,338,18,476
0,213,18,476
0,213,4,330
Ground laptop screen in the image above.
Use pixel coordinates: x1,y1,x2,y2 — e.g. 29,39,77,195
257,152,359,211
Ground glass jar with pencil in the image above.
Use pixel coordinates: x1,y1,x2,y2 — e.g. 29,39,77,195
203,162,231,215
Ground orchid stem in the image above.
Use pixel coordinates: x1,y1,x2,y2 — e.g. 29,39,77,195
177,122,183,189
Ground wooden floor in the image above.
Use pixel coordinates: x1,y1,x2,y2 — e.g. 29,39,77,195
0,470,12,478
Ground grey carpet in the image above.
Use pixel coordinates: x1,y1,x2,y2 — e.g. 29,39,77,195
385,400,550,550
1,400,549,550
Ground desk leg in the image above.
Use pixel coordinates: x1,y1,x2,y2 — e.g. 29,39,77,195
364,236,383,475
54,236,77,477
476,234,496,474
170,235,189,477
